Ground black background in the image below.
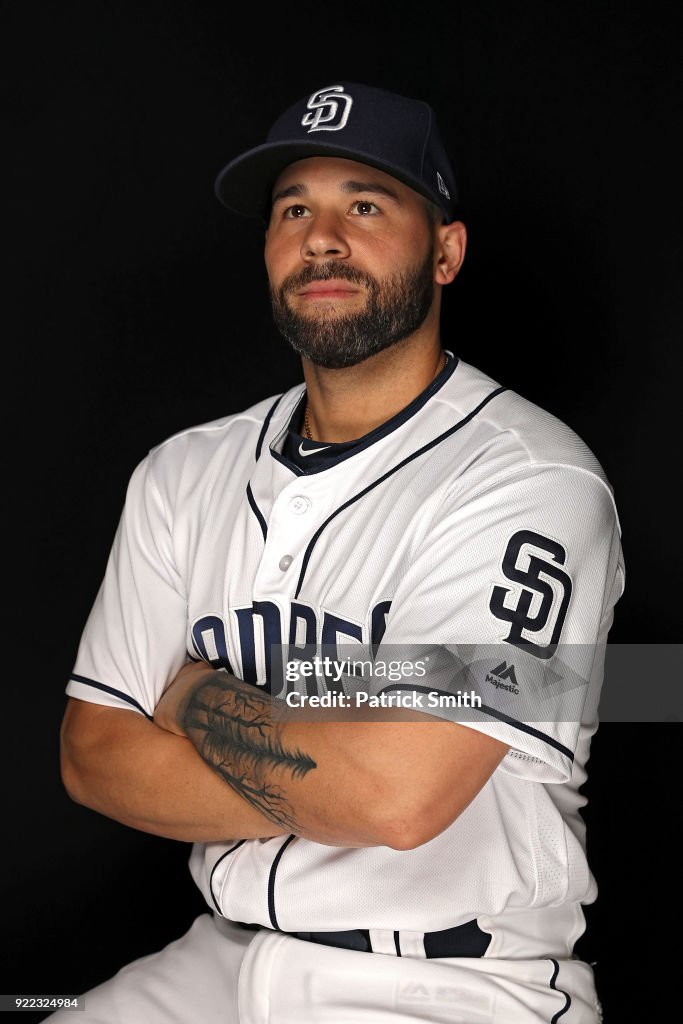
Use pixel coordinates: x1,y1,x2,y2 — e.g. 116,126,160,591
4,1,681,1020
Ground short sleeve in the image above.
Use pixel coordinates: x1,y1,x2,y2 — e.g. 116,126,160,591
376,464,624,782
66,455,189,717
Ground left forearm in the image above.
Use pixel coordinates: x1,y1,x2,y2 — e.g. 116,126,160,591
155,667,409,848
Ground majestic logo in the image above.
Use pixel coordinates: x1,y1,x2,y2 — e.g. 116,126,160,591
436,172,450,199
485,661,519,694
489,529,572,660
396,981,492,1015
491,661,518,684
302,85,353,133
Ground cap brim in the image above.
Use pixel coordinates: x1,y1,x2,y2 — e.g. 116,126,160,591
214,140,452,221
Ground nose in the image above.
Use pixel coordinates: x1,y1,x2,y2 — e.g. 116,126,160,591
300,210,351,262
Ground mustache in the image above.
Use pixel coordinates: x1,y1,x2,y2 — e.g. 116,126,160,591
279,261,376,294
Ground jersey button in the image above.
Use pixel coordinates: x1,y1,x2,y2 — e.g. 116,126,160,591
279,555,293,571
289,495,311,515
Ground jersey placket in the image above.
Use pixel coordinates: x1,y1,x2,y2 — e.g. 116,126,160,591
253,470,338,598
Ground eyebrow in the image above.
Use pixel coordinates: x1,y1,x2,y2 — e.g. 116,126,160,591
271,179,402,207
271,183,307,206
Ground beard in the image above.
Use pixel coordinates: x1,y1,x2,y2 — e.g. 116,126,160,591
269,245,435,369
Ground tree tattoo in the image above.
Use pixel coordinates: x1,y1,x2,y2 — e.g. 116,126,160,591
181,672,316,831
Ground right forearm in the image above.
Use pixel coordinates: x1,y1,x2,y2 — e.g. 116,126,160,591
60,701,290,842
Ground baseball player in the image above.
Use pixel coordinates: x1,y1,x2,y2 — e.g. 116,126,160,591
56,83,624,1023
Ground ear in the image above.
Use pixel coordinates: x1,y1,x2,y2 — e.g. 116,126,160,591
434,220,467,285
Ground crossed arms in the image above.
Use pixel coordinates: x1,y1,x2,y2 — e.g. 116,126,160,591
61,660,508,851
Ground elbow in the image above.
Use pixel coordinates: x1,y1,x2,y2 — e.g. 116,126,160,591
381,820,443,852
60,735,86,807
375,803,448,852
371,757,503,851
383,828,424,852
59,715,95,809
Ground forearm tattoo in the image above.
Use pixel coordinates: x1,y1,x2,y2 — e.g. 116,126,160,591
181,672,316,831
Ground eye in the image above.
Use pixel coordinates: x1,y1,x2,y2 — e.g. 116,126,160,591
283,204,311,219
351,200,380,216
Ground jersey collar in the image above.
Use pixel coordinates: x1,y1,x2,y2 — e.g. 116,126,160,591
270,351,458,475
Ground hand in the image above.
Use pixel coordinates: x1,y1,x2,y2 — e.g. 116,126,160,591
153,660,216,737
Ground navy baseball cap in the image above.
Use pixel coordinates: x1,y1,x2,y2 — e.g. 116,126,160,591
215,82,458,222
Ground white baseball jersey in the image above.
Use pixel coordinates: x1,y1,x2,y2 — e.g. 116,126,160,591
67,353,624,960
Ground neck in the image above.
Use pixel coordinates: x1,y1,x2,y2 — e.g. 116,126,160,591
302,327,446,443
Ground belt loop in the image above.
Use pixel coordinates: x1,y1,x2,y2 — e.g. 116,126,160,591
398,931,427,958
368,929,396,956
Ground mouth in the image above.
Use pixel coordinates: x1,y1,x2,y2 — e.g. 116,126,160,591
297,280,362,300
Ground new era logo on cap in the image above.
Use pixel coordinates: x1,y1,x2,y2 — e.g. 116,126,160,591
301,85,354,133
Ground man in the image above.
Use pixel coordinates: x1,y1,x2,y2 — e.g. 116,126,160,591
57,83,624,1022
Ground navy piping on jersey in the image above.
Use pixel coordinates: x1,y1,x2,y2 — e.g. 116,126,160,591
246,482,268,540
294,385,507,598
68,674,152,720
208,841,247,915
269,390,307,475
268,834,297,930
477,705,573,762
255,395,283,461
269,447,306,476
548,958,572,1022
393,932,402,956
271,354,459,476
376,684,574,762
247,395,286,533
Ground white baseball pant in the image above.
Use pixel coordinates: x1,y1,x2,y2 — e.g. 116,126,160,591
48,912,602,1022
